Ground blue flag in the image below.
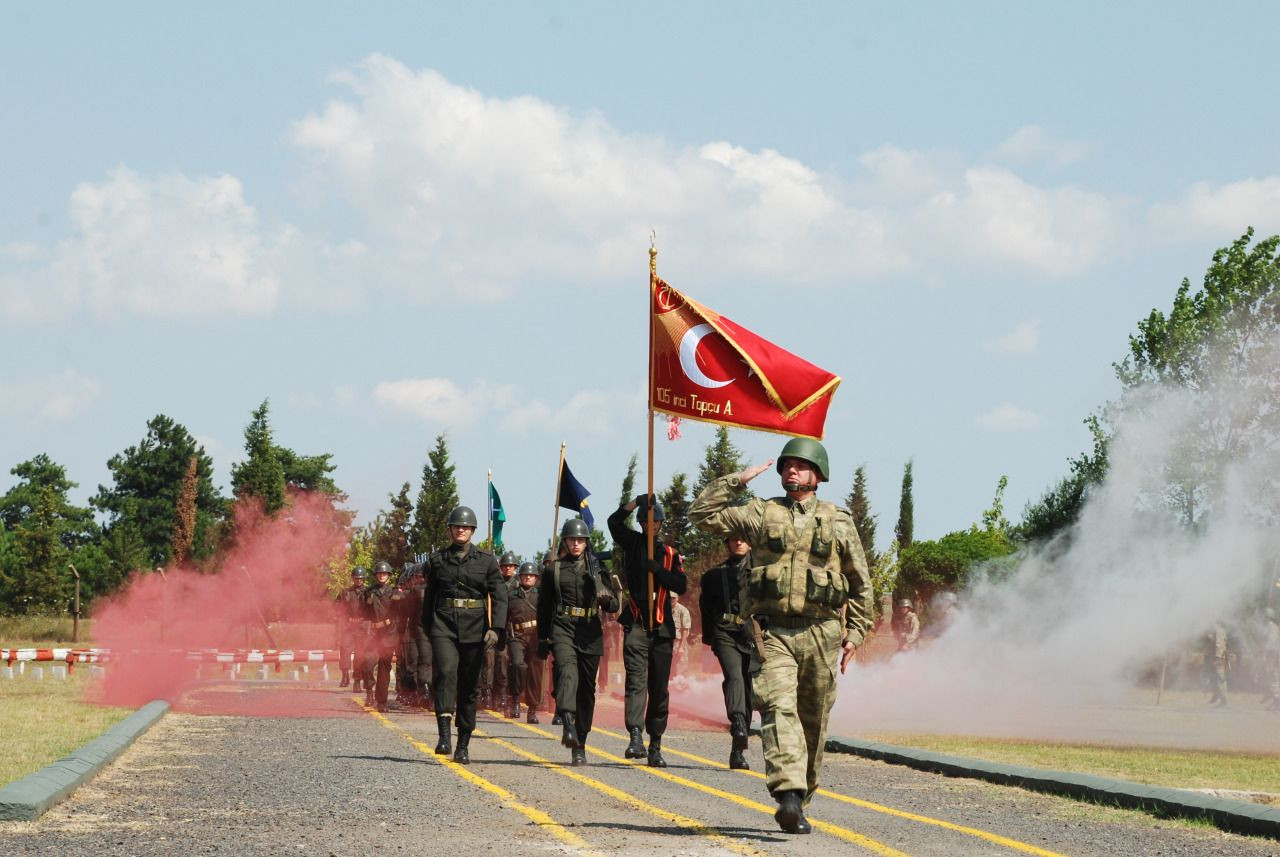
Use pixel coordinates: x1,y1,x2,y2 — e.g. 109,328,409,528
488,481,506,550
558,459,594,531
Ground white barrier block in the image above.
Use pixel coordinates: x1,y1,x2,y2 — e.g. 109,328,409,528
1,667,12,680
52,665,68,680
32,667,44,680
321,665,330,681
89,665,105,678
259,665,269,681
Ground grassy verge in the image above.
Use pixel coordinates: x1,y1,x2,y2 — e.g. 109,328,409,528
863,732,1280,796
0,670,130,787
0,615,91,647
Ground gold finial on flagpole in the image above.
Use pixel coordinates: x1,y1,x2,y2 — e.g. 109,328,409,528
650,230,657,274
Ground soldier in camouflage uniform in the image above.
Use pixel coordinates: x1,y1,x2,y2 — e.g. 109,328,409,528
1203,622,1231,708
891,598,920,653
690,437,872,835
335,567,367,689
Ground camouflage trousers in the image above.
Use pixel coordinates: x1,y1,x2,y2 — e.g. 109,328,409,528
753,617,840,804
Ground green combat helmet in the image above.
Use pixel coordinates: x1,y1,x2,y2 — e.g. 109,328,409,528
518,561,541,578
351,567,367,580
499,551,519,567
561,518,590,539
776,437,829,483
373,561,393,577
447,506,479,528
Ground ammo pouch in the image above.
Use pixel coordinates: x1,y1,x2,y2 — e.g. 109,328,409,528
747,563,790,601
805,567,848,609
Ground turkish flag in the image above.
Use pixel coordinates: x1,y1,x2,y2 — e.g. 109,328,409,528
650,276,840,439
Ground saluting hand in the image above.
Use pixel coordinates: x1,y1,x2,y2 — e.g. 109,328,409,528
739,460,774,485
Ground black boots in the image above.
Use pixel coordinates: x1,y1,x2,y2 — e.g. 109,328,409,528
509,700,521,719
774,790,811,834
729,714,750,769
339,670,350,688
453,730,471,765
646,735,667,768
551,712,562,725
526,707,539,724
559,712,579,749
353,678,363,693
570,737,587,767
624,727,646,759
434,715,452,755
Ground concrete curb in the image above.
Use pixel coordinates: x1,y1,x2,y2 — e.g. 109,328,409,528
825,735,1280,839
0,699,170,821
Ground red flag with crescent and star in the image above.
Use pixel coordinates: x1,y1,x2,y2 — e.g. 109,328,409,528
649,276,840,439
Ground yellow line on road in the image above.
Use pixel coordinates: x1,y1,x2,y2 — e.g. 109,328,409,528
356,699,604,857
475,728,770,857
590,725,1070,857
497,715,911,857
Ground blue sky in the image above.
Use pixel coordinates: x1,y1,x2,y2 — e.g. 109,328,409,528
3,3,1278,556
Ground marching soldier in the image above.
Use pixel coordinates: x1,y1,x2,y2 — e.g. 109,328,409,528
362,561,403,712
482,551,521,710
608,495,687,767
690,438,872,835
698,535,755,770
671,593,692,679
891,598,920,653
424,506,508,764
537,518,619,766
506,561,543,722
400,564,432,708
335,567,367,689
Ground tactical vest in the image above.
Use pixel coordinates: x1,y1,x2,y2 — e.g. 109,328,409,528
745,498,849,619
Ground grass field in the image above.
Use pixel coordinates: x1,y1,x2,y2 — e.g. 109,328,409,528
864,732,1280,797
0,615,91,648
0,669,130,787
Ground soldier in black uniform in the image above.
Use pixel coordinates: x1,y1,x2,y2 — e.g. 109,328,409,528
482,551,521,710
399,565,431,708
424,506,508,764
363,561,403,712
335,567,367,689
506,561,543,721
607,495,687,767
537,518,618,766
699,535,755,770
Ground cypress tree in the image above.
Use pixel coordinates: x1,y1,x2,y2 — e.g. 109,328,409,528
894,459,914,549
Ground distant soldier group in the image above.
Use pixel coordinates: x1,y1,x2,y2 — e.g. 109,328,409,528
333,436,872,835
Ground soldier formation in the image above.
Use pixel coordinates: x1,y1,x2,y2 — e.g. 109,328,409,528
333,437,873,835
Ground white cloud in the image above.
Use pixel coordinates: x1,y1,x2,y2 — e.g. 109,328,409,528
0,167,282,319
0,369,102,423
974,404,1046,431
1148,178,1280,239
374,375,638,436
983,319,1040,355
991,125,1095,168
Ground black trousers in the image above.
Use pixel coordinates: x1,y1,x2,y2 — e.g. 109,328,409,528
508,633,543,709
623,624,674,735
712,639,753,722
551,636,600,741
403,634,432,692
364,631,397,704
431,637,484,732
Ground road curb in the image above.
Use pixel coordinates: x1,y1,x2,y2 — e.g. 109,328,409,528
825,735,1280,839
0,699,170,821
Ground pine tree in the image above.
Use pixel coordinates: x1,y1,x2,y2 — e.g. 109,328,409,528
683,427,750,564
844,464,877,564
231,399,287,515
659,473,692,554
7,487,71,614
894,459,914,549
375,483,414,569
170,456,198,565
409,434,459,556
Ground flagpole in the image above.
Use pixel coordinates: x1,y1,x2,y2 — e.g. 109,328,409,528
487,469,493,550
550,441,566,561
647,237,658,629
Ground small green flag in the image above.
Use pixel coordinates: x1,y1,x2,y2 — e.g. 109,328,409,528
488,481,506,550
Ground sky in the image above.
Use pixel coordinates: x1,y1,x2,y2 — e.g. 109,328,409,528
3,2,1279,558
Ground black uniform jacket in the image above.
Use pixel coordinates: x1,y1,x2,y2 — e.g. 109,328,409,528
423,544,508,644
537,553,618,655
363,583,403,635
698,552,753,653
506,585,539,636
607,506,687,636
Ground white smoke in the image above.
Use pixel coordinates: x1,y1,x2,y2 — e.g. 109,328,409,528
835,334,1280,750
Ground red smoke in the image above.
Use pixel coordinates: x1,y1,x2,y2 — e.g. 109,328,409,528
88,489,350,714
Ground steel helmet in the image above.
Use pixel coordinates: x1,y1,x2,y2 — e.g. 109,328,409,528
351,566,367,579
896,598,912,609
776,438,829,483
447,505,479,528
561,517,590,539
517,561,541,578
499,551,519,567
373,561,393,577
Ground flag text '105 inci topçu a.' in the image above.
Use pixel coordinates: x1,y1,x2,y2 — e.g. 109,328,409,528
649,277,840,440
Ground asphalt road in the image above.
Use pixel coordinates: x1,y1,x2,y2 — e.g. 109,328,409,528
2,684,1277,857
